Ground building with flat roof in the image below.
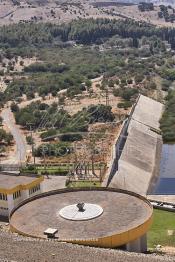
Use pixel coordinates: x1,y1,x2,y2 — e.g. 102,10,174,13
10,188,153,253
0,172,44,217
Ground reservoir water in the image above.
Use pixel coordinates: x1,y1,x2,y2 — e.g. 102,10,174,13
154,144,175,195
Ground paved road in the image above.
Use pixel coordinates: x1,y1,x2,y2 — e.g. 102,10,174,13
1,107,27,164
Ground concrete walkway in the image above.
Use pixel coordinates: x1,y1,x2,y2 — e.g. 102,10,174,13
43,175,66,192
148,195,175,204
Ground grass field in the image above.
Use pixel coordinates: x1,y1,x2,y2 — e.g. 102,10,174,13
67,181,101,188
21,166,68,175
148,209,175,249
22,164,105,176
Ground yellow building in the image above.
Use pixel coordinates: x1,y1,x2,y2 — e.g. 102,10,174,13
0,172,44,217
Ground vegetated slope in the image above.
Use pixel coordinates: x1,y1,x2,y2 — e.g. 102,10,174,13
160,90,175,143
0,18,175,147
0,18,175,48
1,0,175,27
0,20,168,101
8,0,175,5
115,0,175,4
0,18,174,105
0,0,173,27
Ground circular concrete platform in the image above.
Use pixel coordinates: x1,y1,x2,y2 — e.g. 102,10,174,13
10,188,153,248
58,203,103,221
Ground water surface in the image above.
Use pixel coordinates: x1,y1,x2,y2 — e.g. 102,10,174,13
154,144,175,195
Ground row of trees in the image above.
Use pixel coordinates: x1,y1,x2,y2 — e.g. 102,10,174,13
1,18,175,47
24,63,69,73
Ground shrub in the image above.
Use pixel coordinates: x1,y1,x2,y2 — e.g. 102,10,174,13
40,129,57,140
26,136,34,145
127,79,133,84
35,142,72,157
60,133,83,142
117,101,132,109
135,74,144,83
121,88,138,101
10,102,19,112
108,79,115,87
161,79,171,91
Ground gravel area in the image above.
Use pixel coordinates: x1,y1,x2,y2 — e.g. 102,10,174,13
0,231,174,262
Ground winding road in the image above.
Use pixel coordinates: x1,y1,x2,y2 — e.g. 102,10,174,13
1,107,27,164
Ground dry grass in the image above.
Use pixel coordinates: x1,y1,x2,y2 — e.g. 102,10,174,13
0,0,175,27
0,0,113,25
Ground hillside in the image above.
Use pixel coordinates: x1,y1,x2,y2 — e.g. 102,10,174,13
1,0,175,26
114,0,175,5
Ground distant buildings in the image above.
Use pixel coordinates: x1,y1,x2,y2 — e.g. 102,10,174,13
0,172,44,217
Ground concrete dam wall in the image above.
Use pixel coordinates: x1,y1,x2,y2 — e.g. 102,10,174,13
109,95,164,196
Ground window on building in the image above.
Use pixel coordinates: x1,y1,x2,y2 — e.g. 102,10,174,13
0,207,8,210
13,190,21,200
29,184,40,195
0,193,7,201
